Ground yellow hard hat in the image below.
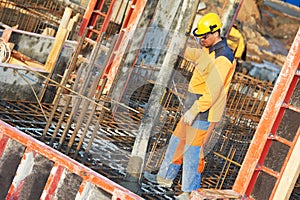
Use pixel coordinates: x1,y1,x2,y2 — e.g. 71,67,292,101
193,13,223,37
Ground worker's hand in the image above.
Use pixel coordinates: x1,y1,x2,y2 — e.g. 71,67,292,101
182,109,197,126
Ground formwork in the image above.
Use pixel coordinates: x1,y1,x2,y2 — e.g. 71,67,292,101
0,0,299,200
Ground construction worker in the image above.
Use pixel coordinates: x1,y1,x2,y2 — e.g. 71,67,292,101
227,24,246,59
227,21,247,72
144,13,236,199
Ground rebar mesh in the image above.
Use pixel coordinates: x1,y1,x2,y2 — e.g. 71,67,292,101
1,52,300,200
0,0,65,33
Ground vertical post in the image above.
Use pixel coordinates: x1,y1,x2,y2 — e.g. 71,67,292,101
67,13,80,40
1,25,18,43
44,7,72,72
78,0,97,36
121,0,200,194
103,0,147,93
220,0,244,37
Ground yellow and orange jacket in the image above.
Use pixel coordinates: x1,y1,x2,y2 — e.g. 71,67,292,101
184,39,236,122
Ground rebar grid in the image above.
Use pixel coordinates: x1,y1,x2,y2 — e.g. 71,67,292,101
1,64,300,199
0,0,65,33
0,0,123,41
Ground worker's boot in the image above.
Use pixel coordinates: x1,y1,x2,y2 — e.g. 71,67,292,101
174,192,190,200
143,171,173,188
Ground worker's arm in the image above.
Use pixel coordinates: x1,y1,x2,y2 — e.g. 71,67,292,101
182,90,212,125
184,46,202,62
234,34,245,59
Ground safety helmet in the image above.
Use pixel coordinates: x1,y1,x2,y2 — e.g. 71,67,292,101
193,13,223,37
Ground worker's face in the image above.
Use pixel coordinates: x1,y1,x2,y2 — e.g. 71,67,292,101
199,32,215,48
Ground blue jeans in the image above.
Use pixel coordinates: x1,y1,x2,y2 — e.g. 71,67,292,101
158,120,210,192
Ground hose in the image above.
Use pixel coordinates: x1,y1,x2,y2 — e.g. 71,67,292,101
0,38,11,63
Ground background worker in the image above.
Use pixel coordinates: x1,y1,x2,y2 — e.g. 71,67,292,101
227,21,247,72
227,22,246,60
144,13,236,199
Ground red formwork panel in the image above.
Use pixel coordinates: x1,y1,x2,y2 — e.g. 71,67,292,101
0,120,143,200
0,130,9,158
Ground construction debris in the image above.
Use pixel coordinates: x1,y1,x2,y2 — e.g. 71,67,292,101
191,189,242,199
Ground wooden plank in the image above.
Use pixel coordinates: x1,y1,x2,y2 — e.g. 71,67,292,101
191,189,242,199
9,57,44,70
44,28,69,72
67,13,80,36
8,50,45,70
44,7,72,72
1,25,18,43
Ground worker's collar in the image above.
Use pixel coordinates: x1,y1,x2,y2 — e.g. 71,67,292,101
209,38,227,53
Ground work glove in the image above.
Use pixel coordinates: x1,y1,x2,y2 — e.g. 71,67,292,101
182,109,197,126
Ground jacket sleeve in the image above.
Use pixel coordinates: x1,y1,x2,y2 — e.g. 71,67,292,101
234,34,245,59
184,46,202,62
189,92,212,116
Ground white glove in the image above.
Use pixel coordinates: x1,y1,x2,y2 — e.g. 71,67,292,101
183,109,197,125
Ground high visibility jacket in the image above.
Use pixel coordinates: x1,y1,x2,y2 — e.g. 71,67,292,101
184,39,236,122
227,26,245,59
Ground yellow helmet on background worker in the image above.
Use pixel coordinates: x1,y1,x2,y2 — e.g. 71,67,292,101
193,12,223,37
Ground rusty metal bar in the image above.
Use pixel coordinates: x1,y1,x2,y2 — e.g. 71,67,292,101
41,28,88,140
58,34,104,152
0,0,64,33
282,102,300,113
83,110,105,157
65,74,99,154
259,165,280,178
74,40,115,158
